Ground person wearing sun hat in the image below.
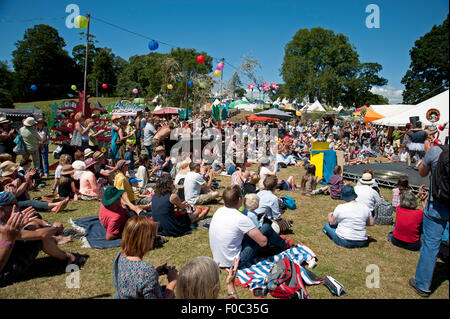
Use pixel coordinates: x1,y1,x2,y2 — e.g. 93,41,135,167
354,172,382,213
19,117,43,171
323,185,375,248
0,116,16,157
79,157,103,201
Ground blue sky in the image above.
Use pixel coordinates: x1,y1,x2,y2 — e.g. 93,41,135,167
0,0,448,103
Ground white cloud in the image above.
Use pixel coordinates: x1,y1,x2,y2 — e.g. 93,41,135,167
371,86,404,104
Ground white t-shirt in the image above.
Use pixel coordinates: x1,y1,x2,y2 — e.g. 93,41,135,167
183,171,206,204
259,166,272,189
135,165,148,189
209,206,256,267
55,165,62,179
354,184,381,212
333,201,371,241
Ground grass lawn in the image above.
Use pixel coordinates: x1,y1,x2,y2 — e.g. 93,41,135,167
0,144,448,299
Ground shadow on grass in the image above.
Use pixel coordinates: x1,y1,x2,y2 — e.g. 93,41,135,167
1,255,89,288
430,261,449,294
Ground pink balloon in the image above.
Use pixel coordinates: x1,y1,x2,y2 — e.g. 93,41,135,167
132,88,138,94
216,62,224,71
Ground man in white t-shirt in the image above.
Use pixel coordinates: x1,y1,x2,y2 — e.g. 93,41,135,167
323,185,374,248
183,162,220,205
209,185,293,269
354,173,382,213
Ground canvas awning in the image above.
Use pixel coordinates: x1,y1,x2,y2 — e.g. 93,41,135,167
247,115,279,121
152,107,182,116
254,108,293,121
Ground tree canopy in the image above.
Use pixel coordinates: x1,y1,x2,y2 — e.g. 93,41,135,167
401,14,449,104
280,27,387,107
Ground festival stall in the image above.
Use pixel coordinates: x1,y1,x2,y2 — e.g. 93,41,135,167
254,108,293,121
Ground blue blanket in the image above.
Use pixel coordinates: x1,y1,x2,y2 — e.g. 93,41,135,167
70,216,122,249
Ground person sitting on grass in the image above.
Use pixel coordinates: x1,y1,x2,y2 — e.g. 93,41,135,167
300,164,328,196
391,177,410,209
176,256,239,299
323,185,375,248
152,146,172,178
79,158,103,201
99,186,149,241
1,161,69,213
209,185,294,270
0,192,87,286
151,174,208,237
387,189,426,252
113,215,178,299
114,160,152,210
51,154,72,194
328,165,347,200
183,162,221,206
243,171,260,195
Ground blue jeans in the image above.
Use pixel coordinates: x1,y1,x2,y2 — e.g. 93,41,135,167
39,144,49,175
323,222,368,248
414,200,449,292
239,222,286,269
144,145,153,158
387,231,422,251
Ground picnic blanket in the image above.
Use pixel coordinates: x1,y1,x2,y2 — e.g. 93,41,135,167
235,244,325,297
69,216,122,249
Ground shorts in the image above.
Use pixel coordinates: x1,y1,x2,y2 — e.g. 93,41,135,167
196,192,215,205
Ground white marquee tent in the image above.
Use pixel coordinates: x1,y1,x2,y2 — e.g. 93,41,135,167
372,90,449,143
302,100,326,112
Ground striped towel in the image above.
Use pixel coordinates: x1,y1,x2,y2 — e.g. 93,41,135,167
235,244,324,297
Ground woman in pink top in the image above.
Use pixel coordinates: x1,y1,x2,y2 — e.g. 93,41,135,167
79,158,102,200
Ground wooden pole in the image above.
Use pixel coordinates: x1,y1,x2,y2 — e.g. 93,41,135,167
82,13,91,116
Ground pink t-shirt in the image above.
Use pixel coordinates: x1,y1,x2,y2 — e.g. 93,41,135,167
99,204,128,236
79,171,99,197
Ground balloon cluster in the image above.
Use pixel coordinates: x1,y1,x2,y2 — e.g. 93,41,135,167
248,82,278,95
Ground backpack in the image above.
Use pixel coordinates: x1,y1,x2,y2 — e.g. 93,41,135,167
431,144,449,205
265,258,310,299
373,200,394,225
280,195,296,210
13,130,26,155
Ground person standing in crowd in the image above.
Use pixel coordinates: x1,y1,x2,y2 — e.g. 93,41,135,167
143,115,157,158
407,121,428,168
19,117,42,173
409,141,449,297
36,118,49,179
0,117,17,159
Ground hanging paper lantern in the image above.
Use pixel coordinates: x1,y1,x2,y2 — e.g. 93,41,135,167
74,15,89,29
167,84,173,90
187,81,194,87
71,85,77,91
216,62,224,70
199,82,206,89
102,83,108,89
148,40,159,51
196,55,205,64
132,88,138,94
214,70,221,77
30,84,37,91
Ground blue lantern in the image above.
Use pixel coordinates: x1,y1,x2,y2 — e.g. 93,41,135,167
30,84,37,91
148,40,159,51
187,81,194,87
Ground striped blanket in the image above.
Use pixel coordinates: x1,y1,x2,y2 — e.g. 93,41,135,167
235,244,324,297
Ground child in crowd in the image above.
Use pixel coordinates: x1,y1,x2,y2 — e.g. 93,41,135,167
58,164,79,201
300,164,328,196
153,146,171,177
328,165,345,200
399,146,409,163
123,142,136,175
392,177,410,209
52,154,72,194
243,193,263,229
243,171,260,195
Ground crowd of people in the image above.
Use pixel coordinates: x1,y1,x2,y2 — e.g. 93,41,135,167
0,110,448,298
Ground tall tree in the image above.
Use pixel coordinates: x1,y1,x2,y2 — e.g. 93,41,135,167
12,24,79,101
280,27,387,107
0,61,14,108
401,15,449,104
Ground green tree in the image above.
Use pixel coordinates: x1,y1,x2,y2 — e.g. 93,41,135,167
401,15,449,104
0,61,14,108
280,27,387,107
12,24,79,101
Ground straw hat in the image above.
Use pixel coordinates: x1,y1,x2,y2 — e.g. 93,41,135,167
84,148,94,158
23,117,37,127
0,117,10,124
116,159,130,170
61,164,74,176
155,146,165,153
93,151,104,161
0,161,19,177
178,160,191,175
359,172,376,185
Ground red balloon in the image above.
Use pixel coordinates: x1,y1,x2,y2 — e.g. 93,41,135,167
196,55,205,64
102,83,108,89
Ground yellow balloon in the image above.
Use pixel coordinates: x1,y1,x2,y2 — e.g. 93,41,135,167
167,84,173,90
214,70,221,77
74,15,88,29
